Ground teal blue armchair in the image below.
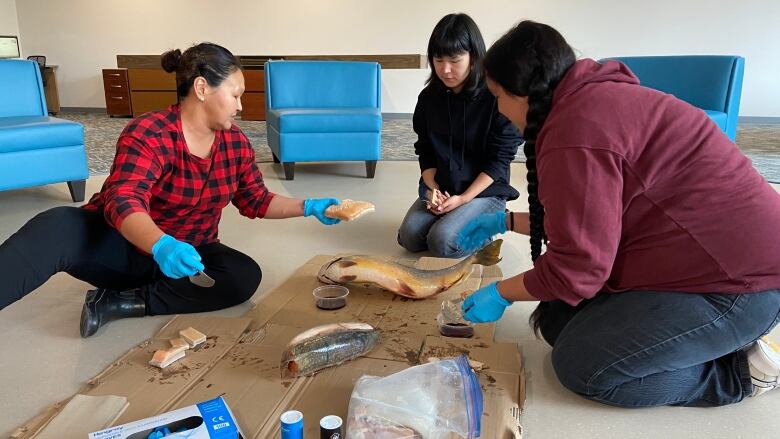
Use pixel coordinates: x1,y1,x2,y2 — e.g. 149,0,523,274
0,59,88,201
265,60,382,180
605,56,745,141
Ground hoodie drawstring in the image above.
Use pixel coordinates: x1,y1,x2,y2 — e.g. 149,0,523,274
461,103,466,171
446,89,468,172
446,90,453,172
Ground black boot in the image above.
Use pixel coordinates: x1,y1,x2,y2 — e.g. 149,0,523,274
80,288,147,338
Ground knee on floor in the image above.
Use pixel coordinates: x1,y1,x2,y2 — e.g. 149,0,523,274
426,229,466,258
397,229,427,253
219,256,262,306
551,342,601,397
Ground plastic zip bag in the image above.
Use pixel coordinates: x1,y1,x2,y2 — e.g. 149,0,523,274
347,354,483,438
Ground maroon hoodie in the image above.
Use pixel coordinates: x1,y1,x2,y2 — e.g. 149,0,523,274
523,59,780,306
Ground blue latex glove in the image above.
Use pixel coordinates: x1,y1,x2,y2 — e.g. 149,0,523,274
303,198,342,225
151,234,204,279
457,211,507,253
147,427,171,439
462,282,512,323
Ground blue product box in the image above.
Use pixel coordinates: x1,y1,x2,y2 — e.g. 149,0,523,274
89,396,243,439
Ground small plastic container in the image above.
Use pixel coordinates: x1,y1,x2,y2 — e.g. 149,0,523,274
319,415,343,438
280,410,304,439
437,298,475,338
313,285,349,310
438,322,475,338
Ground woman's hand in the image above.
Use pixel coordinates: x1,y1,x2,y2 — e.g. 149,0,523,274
432,192,468,214
151,234,204,279
303,198,342,225
462,282,512,323
421,168,439,193
456,211,508,253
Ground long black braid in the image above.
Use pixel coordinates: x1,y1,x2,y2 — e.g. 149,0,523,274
483,21,576,337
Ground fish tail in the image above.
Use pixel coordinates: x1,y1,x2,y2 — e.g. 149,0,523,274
472,239,502,266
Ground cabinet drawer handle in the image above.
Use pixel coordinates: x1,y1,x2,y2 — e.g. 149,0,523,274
110,85,123,88
111,96,124,100
108,73,121,77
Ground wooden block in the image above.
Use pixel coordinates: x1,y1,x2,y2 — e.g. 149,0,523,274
179,327,207,347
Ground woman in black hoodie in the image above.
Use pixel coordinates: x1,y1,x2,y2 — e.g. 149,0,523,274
397,13,523,259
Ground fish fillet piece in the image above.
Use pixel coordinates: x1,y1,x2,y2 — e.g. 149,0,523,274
318,239,502,299
169,337,190,350
325,199,376,221
281,322,380,378
149,346,186,369
348,416,422,438
427,188,443,208
348,404,423,438
179,327,206,347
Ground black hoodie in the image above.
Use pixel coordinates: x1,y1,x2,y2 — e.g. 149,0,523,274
413,83,522,201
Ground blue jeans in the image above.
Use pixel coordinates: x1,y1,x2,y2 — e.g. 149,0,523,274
543,289,780,407
397,184,505,258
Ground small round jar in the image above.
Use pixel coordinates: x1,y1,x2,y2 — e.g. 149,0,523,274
439,322,475,338
312,285,349,310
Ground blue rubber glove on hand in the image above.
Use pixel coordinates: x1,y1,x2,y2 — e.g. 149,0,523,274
457,211,507,253
462,281,512,323
303,198,342,225
147,427,171,439
151,234,204,279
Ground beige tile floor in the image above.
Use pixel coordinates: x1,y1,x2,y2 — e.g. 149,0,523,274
0,161,778,438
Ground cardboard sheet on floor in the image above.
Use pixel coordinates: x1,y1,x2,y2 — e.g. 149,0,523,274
20,394,128,439
13,255,525,439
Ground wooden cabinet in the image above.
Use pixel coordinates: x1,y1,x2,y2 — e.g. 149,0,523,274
112,52,428,121
103,66,266,120
241,68,266,121
102,69,132,116
43,66,61,114
128,69,177,117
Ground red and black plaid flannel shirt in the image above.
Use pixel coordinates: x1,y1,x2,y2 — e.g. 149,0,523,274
83,105,275,246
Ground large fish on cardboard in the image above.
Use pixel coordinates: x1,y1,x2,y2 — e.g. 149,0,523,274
317,240,502,299
281,322,380,378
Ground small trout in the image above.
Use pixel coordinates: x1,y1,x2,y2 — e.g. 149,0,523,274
317,240,502,299
280,322,380,378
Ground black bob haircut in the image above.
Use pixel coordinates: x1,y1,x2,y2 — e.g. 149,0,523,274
426,13,486,99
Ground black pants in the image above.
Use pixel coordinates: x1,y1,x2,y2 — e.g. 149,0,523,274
0,207,261,314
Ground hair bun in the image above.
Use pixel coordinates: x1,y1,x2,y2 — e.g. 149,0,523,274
161,49,182,73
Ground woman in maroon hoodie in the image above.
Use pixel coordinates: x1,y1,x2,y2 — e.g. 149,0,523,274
457,21,780,407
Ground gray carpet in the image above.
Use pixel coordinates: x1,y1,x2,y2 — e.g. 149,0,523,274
736,124,780,183
58,112,779,183
58,114,463,175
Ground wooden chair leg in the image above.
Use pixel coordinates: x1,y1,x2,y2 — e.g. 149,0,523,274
283,162,295,180
67,179,86,202
365,160,377,178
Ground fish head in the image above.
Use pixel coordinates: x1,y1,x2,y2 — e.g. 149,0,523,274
280,348,300,379
317,256,358,284
317,257,342,284
280,359,299,379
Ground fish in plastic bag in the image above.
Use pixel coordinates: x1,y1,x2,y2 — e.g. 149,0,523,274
347,355,482,438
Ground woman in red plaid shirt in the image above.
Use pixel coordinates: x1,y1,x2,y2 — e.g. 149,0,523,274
0,43,343,337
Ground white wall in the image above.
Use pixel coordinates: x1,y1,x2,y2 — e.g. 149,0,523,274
13,0,780,116
0,0,19,51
